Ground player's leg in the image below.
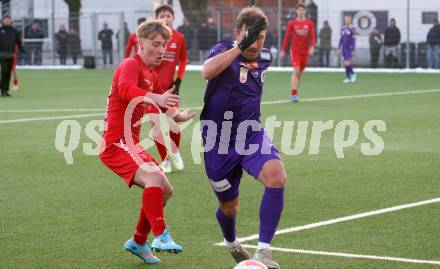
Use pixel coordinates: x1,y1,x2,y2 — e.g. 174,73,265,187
167,115,184,171
216,169,252,263
3,59,13,96
290,52,302,102
11,68,18,91
150,114,171,173
253,159,285,269
133,164,183,254
0,59,7,96
240,132,286,269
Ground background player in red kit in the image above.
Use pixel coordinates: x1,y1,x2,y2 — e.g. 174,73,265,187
281,4,315,102
152,5,188,173
124,17,146,58
99,19,195,264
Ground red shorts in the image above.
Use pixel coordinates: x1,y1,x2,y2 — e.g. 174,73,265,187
99,138,158,187
291,52,309,72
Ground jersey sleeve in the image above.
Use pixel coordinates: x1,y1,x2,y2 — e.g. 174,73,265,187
118,60,148,101
177,35,188,80
206,40,233,60
281,21,293,52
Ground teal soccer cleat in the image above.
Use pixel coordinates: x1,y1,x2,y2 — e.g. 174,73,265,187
123,238,161,264
151,227,183,254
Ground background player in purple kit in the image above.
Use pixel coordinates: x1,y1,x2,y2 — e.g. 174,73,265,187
337,15,357,83
200,6,286,269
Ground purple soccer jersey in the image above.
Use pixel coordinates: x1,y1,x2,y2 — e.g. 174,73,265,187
338,25,356,61
200,40,281,202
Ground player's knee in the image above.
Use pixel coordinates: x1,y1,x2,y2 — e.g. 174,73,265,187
220,201,239,217
266,171,286,188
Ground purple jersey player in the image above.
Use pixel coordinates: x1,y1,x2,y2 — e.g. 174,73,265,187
200,6,286,269
337,15,357,83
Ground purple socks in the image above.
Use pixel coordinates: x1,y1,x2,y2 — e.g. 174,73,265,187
216,207,236,243
259,187,284,244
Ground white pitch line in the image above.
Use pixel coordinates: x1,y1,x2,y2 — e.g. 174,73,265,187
261,88,440,105
2,88,440,123
241,244,440,266
215,197,440,246
0,113,104,124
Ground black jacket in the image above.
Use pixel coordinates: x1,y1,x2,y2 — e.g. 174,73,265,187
384,26,401,46
98,28,113,49
427,25,440,46
0,25,24,59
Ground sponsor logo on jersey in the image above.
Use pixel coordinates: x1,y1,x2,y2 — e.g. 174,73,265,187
209,178,232,192
239,67,248,83
260,51,271,61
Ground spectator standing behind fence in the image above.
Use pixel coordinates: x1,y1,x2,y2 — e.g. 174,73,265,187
0,15,24,97
116,22,130,52
197,22,210,63
318,20,332,67
369,26,382,68
98,22,114,67
25,21,44,65
427,19,440,69
55,25,68,65
68,28,81,65
384,18,401,68
177,18,194,52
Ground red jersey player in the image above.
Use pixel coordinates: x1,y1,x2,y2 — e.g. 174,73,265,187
99,19,195,264
124,17,146,58
281,4,315,102
151,5,188,173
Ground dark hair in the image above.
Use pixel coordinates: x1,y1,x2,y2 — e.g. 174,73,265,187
155,5,174,18
296,4,305,9
234,6,268,33
137,17,146,25
3,14,11,19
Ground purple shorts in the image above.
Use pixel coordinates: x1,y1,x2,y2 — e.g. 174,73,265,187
342,48,352,61
203,130,281,202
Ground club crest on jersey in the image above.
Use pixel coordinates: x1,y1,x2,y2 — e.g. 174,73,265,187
170,42,177,49
239,67,248,83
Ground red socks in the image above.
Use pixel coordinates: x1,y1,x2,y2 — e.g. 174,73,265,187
133,209,151,245
142,187,166,237
169,131,181,153
154,139,168,161
291,89,298,96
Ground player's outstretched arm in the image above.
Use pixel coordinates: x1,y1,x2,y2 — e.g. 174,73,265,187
201,47,241,80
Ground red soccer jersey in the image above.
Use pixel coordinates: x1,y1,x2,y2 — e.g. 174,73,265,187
102,54,159,147
124,33,138,58
282,18,316,54
153,29,187,93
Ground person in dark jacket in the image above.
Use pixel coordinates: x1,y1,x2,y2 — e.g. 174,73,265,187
0,15,24,97
55,24,68,65
383,18,401,68
318,20,332,67
25,20,44,65
98,22,114,67
68,28,81,65
369,26,382,68
177,18,194,51
196,22,210,63
427,19,440,69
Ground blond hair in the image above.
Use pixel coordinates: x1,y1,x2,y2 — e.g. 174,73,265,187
136,18,172,41
234,6,268,33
